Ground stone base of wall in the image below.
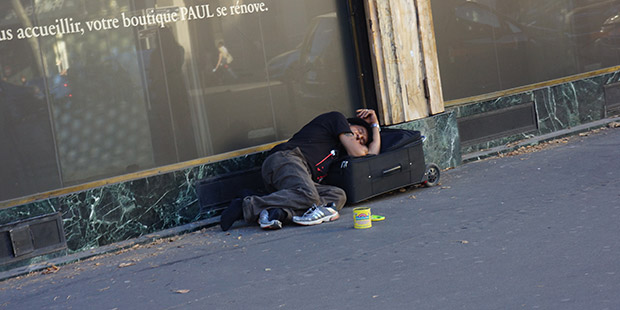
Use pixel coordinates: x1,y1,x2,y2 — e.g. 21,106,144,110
451,71,620,155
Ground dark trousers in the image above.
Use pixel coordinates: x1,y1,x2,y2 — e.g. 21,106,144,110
242,147,347,223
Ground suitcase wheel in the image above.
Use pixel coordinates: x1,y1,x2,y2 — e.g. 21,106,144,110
423,163,440,187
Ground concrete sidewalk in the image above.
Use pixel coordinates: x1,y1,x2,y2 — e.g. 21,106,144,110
1,125,619,310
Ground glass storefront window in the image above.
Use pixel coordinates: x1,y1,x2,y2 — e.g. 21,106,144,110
432,0,620,101
1,0,62,200
0,0,363,202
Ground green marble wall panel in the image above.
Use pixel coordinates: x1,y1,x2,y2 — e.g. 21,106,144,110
451,93,536,154
535,76,606,134
0,152,268,254
453,71,619,154
389,111,461,170
0,200,60,226
451,93,535,119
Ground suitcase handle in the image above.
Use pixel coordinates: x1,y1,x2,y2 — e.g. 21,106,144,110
382,165,402,175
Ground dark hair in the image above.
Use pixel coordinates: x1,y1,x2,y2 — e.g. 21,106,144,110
347,117,373,145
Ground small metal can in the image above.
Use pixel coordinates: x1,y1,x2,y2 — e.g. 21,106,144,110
353,207,372,229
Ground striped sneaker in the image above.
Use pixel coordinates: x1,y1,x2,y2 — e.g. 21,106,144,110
292,202,340,226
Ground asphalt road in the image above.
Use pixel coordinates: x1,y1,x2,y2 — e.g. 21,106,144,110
1,126,619,310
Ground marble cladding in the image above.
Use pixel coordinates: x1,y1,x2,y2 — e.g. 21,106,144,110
0,152,267,255
452,71,618,154
389,111,461,170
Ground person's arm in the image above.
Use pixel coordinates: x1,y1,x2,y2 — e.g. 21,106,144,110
213,51,223,72
356,109,381,155
339,109,381,157
340,132,369,157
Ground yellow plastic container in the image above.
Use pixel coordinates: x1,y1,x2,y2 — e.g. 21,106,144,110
353,207,372,229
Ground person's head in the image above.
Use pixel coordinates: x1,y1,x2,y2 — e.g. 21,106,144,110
347,117,373,146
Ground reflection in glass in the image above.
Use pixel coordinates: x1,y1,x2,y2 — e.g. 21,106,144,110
432,0,620,101
36,1,153,185
190,0,359,154
1,0,60,201
145,25,197,165
1,0,362,202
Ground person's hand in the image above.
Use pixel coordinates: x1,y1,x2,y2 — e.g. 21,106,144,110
356,109,378,125
212,68,217,72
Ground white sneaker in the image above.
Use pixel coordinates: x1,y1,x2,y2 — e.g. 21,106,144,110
292,203,339,226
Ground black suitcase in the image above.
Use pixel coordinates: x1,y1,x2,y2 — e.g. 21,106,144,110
325,128,440,204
